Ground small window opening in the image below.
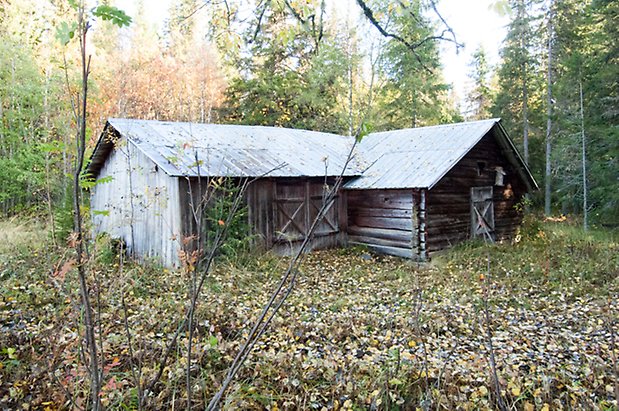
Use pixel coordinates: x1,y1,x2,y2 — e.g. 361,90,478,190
477,161,486,176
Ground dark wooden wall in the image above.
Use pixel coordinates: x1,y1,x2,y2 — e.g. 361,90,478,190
176,131,528,260
245,177,347,255
178,177,346,256
178,176,240,255
347,189,416,258
426,132,528,253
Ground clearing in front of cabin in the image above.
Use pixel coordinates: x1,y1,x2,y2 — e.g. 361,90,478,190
0,216,617,410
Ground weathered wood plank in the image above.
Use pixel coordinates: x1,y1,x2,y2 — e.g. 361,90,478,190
349,242,414,259
348,234,411,249
347,206,413,218
349,215,413,230
347,190,413,210
347,225,412,242
91,138,182,267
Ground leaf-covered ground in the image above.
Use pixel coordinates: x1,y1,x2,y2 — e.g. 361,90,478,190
0,218,618,410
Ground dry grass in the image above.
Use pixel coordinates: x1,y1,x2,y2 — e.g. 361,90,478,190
0,217,45,256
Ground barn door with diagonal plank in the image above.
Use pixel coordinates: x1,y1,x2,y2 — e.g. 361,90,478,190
273,180,339,243
471,186,495,242
274,182,307,242
308,183,339,237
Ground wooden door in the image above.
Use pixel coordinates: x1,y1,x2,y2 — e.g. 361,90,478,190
471,186,495,241
308,183,338,237
273,180,338,243
274,182,307,242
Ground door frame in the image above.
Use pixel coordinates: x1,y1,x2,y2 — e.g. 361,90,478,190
470,186,495,242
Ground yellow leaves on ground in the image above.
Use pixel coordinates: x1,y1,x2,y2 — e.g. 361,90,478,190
1,226,618,409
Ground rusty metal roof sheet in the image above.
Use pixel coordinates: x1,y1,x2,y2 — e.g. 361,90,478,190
88,119,362,178
345,118,536,190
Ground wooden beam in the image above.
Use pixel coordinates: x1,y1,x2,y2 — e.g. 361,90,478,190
411,189,419,257
349,242,414,259
347,225,412,242
419,189,427,261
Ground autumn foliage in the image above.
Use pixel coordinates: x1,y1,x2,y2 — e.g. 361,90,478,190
0,218,617,409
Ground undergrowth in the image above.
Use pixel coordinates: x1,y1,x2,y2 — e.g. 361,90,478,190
0,216,617,410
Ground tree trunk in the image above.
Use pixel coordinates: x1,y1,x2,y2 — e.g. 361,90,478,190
71,5,101,409
518,0,529,166
544,3,553,216
579,78,588,231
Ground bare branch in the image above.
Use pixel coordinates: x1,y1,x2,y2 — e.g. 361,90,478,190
122,289,143,410
428,0,463,51
480,253,507,411
354,0,463,72
284,0,307,24
354,0,430,72
206,128,363,410
143,165,286,402
282,0,325,51
251,0,270,43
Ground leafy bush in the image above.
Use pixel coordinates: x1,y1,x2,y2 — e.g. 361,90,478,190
203,180,255,263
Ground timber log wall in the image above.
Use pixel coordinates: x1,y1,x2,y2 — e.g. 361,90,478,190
426,133,527,253
347,189,415,258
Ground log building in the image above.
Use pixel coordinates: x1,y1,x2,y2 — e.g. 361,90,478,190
87,118,537,266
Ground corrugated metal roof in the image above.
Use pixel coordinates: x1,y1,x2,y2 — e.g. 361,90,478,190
345,119,502,189
87,118,537,191
91,119,362,178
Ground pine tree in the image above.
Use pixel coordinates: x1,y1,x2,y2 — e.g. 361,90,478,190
493,0,544,169
551,0,619,223
221,1,349,133
370,0,457,130
465,46,493,120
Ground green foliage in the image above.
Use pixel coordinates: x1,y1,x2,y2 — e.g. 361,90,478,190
465,46,494,120
93,232,123,266
356,122,373,143
91,5,132,28
492,0,618,223
221,6,350,134
80,174,113,190
52,193,75,244
56,3,131,46
55,21,78,45
492,0,545,176
445,216,618,293
0,36,66,214
369,0,459,130
549,0,619,223
203,181,253,262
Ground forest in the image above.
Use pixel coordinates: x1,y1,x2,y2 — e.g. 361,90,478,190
0,0,618,410
1,0,617,223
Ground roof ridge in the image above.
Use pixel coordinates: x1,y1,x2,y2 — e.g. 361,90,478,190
366,118,500,136
107,118,350,139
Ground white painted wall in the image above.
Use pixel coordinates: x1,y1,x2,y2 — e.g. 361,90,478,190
90,138,182,267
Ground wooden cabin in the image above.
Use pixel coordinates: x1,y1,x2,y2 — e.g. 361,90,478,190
87,119,359,266
86,118,536,266
345,120,537,259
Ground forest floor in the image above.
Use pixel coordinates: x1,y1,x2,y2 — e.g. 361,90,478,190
0,216,618,410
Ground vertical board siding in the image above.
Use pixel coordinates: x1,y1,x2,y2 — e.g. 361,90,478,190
243,177,346,255
427,132,527,253
91,138,181,267
270,178,345,254
347,189,414,258
246,179,275,250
